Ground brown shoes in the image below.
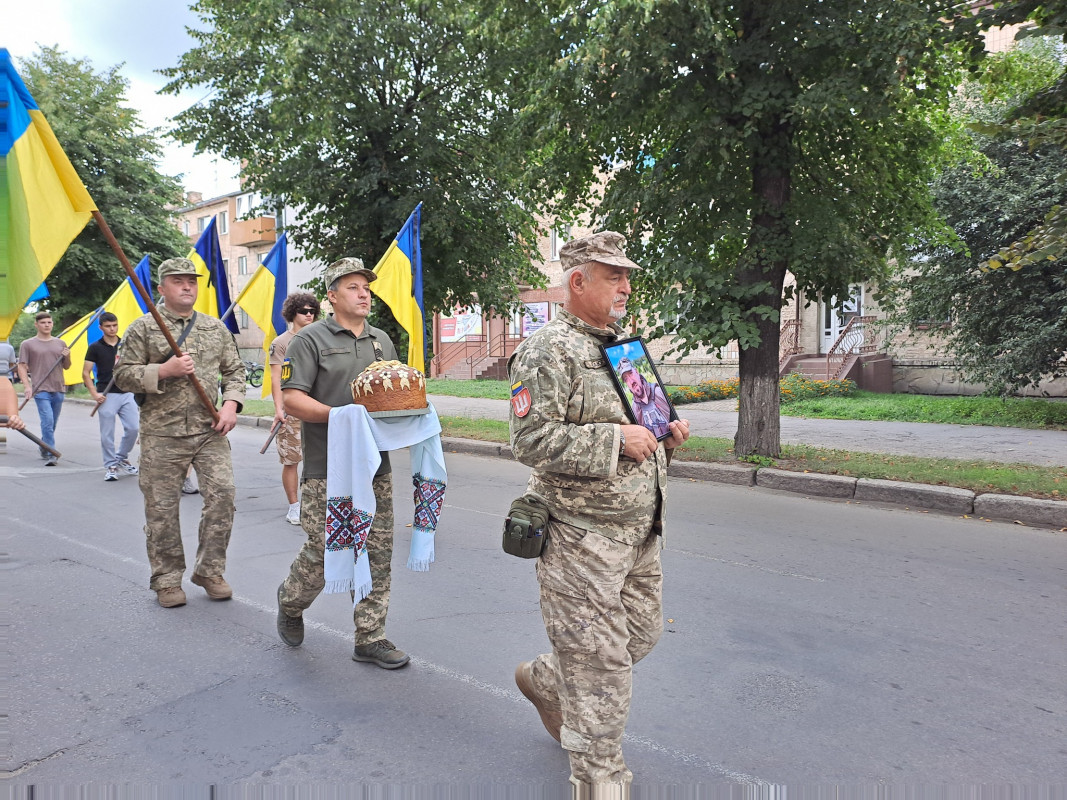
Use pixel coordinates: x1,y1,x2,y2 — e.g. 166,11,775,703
156,587,187,608
191,573,232,600
515,661,563,742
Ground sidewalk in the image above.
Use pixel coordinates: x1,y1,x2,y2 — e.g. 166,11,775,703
427,394,1067,468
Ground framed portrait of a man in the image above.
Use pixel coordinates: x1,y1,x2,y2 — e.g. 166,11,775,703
601,337,677,441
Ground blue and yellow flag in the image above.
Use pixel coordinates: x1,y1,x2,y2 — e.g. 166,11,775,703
61,255,154,384
371,203,424,373
235,232,288,397
188,216,238,334
0,48,97,339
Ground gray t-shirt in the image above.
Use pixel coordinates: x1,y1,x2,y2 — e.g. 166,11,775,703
0,342,15,376
280,315,398,480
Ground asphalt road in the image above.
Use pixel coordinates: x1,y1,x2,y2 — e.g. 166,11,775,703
4,403,1065,788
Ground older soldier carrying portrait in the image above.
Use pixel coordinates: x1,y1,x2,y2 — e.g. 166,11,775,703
507,231,690,794
114,258,245,608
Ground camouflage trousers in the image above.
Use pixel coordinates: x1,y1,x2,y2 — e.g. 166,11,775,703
530,519,663,787
279,473,395,645
139,431,235,590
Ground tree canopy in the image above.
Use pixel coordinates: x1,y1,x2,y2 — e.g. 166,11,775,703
498,0,983,455
162,0,546,323
20,47,189,326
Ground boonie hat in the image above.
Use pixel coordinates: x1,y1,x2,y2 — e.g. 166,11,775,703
559,231,642,271
323,257,377,288
157,257,201,282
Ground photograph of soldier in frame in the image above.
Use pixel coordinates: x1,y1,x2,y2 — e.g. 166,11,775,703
601,337,677,441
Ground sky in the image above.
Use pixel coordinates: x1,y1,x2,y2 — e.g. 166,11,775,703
4,0,240,199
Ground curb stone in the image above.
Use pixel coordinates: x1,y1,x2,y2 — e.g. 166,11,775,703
438,435,1065,531
64,401,1062,530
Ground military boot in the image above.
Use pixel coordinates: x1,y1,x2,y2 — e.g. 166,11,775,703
276,585,304,646
156,587,187,608
352,639,410,669
191,573,232,600
515,661,563,741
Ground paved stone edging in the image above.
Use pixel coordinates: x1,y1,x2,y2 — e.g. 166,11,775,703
439,436,1067,531
64,402,1064,530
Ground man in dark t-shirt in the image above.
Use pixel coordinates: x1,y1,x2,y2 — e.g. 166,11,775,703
83,312,140,481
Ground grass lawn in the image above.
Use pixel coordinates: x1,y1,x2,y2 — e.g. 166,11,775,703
782,390,1067,430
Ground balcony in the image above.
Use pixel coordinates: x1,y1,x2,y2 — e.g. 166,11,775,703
230,216,276,247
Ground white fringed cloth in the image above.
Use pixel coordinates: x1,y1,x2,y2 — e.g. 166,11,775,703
324,402,447,604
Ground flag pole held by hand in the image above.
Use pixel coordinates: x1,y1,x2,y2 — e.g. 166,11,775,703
90,210,219,424
18,305,104,410
0,415,62,458
260,418,283,454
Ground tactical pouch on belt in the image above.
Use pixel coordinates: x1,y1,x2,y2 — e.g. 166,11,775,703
502,496,549,559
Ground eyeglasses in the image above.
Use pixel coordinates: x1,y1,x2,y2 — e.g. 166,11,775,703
296,308,318,315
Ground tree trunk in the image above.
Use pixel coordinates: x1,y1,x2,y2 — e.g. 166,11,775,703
735,311,783,457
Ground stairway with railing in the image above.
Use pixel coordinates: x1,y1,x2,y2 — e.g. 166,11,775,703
431,333,523,380
824,315,877,380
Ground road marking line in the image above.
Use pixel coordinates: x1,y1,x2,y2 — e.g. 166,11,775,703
16,517,770,785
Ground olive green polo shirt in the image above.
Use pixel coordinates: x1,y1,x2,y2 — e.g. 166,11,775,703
281,315,399,480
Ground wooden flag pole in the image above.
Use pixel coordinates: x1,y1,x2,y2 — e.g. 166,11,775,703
18,305,105,410
0,416,62,458
90,210,219,424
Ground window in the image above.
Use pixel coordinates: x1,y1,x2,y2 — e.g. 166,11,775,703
237,309,250,330
258,251,267,264
197,215,211,233
182,220,190,236
237,256,248,275
218,212,228,235
235,195,245,218
222,259,229,276
550,225,571,261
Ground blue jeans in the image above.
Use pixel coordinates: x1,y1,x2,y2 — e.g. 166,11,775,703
34,391,64,454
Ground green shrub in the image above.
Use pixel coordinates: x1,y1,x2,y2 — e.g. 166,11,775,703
668,377,739,405
779,373,857,404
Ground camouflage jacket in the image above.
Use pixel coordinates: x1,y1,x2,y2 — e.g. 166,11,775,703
114,304,245,437
507,310,667,545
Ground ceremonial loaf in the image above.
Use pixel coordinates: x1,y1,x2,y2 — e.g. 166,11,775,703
350,360,428,412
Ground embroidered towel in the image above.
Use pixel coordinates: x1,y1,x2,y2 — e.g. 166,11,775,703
325,403,446,603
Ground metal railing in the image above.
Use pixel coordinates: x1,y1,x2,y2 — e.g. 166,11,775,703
825,315,876,380
429,336,486,378
779,319,802,371
431,333,522,379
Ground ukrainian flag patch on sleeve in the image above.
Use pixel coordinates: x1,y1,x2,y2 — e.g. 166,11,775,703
511,380,532,417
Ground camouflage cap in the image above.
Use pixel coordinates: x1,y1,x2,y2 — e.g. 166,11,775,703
157,257,201,282
559,231,642,271
323,257,377,288
617,356,636,376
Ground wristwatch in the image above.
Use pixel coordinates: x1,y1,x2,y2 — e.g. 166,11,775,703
619,429,627,456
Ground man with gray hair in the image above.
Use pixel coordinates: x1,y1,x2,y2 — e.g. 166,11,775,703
508,230,690,793
115,257,245,608
275,257,409,670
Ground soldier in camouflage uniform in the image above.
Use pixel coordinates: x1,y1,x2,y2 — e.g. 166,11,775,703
114,258,245,608
508,231,691,795
275,257,408,670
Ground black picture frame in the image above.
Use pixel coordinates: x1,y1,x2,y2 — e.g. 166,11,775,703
601,336,678,441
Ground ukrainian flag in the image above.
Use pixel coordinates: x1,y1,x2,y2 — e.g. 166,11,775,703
61,255,154,384
188,216,239,334
0,49,96,339
235,232,288,397
371,203,424,373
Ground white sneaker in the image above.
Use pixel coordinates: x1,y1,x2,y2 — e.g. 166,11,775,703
285,503,301,525
119,460,139,475
104,466,118,482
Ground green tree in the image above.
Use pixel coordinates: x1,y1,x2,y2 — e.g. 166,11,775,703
501,0,982,456
979,1,1067,271
162,0,546,338
20,47,189,326
884,38,1067,392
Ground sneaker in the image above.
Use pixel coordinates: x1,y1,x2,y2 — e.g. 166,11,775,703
285,503,301,525
156,587,187,608
119,460,139,475
181,475,199,494
353,639,410,670
276,584,304,647
515,661,563,742
104,466,118,481
44,455,58,466
191,573,232,600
